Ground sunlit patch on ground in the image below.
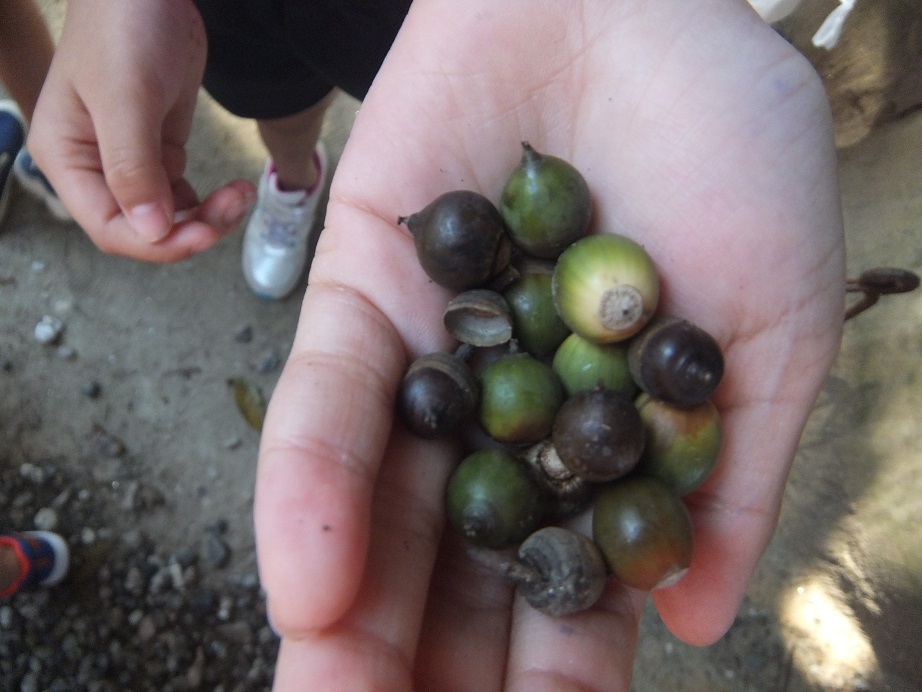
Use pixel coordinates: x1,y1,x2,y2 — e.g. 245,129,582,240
780,575,877,690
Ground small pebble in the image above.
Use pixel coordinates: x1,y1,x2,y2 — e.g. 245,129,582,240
217,596,234,621
81,527,97,545
57,344,77,360
19,463,46,484
33,507,59,531
254,349,281,374
136,615,157,642
234,325,254,343
124,567,145,596
20,673,39,692
168,562,185,590
222,436,243,450
0,605,14,628
34,315,64,345
81,381,102,398
203,533,232,569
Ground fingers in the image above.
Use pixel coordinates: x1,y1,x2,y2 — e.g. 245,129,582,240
650,393,807,645
505,585,645,692
271,429,453,691
28,91,254,262
88,87,205,243
93,105,179,242
414,528,643,692
56,158,254,262
414,534,516,691
652,311,843,645
255,283,412,631
260,273,513,690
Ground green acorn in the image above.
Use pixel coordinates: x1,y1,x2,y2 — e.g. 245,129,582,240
500,142,591,259
478,351,565,443
446,449,545,549
592,476,693,591
634,394,722,495
552,234,659,343
503,264,571,357
551,332,637,398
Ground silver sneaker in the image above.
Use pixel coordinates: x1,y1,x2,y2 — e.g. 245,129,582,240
242,143,327,299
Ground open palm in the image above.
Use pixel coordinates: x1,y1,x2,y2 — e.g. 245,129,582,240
256,2,844,689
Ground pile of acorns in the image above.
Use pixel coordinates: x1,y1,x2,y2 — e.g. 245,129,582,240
396,143,723,617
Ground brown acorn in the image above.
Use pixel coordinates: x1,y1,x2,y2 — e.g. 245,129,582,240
399,190,511,291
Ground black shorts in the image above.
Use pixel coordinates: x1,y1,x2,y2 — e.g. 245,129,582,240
193,0,412,120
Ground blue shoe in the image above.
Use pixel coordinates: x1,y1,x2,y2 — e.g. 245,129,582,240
0,99,27,225
13,148,72,221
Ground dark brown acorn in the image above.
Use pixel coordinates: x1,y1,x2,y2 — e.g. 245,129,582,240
396,350,478,439
628,316,723,407
552,385,645,482
399,190,512,291
515,527,608,616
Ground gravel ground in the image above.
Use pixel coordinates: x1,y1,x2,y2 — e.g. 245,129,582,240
1,456,278,691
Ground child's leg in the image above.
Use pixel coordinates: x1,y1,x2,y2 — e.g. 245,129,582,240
256,90,336,193
0,0,55,121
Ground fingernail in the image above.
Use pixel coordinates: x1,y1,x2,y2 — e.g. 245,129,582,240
222,190,256,229
128,202,170,242
173,208,196,224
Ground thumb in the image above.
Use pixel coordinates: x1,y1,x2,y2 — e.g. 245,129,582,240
96,102,177,243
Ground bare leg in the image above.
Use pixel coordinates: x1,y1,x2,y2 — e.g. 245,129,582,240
256,90,337,191
0,0,55,121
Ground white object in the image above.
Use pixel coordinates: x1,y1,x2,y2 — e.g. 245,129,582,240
242,143,328,300
748,0,857,50
34,315,64,344
812,0,857,50
748,0,804,24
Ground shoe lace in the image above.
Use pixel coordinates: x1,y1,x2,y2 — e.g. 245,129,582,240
259,194,309,249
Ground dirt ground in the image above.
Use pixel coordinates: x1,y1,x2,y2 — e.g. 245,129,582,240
3,1,922,690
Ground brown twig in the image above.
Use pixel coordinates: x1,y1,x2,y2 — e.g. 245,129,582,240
844,267,920,321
